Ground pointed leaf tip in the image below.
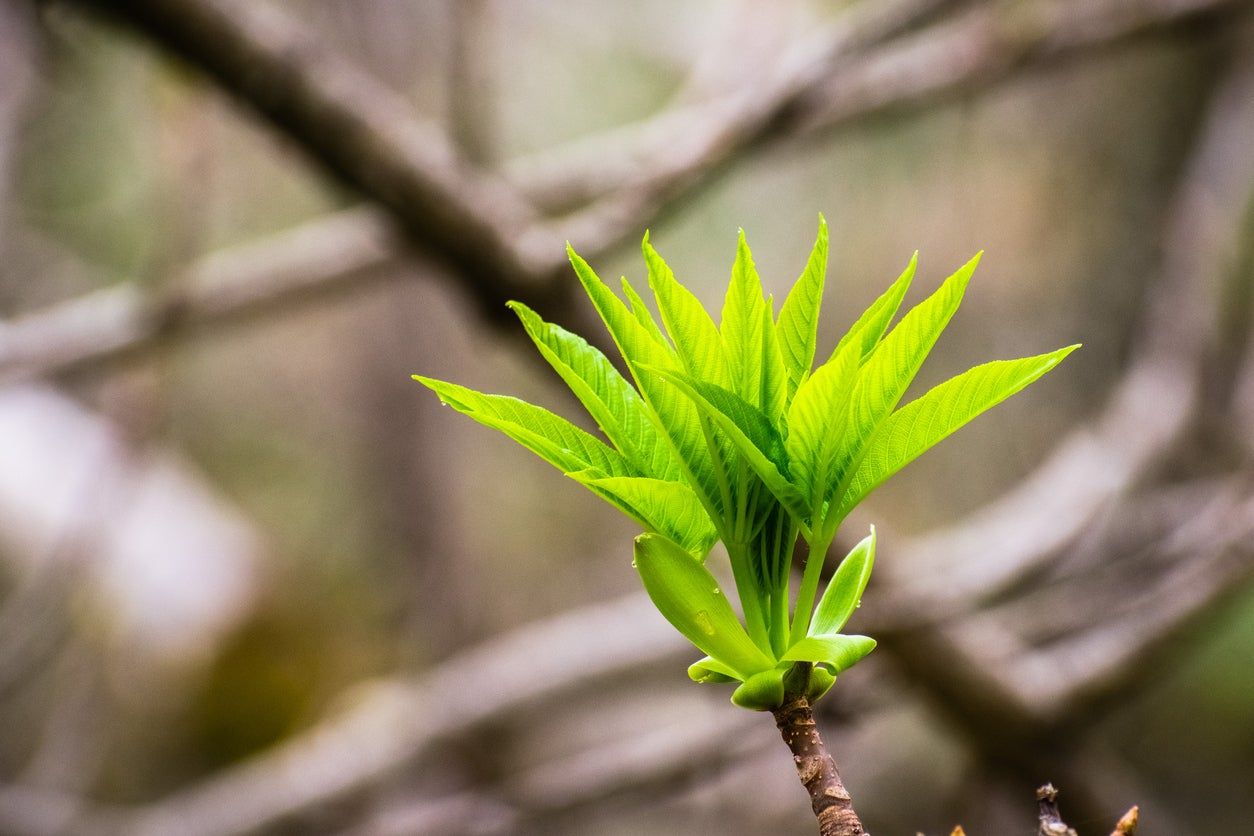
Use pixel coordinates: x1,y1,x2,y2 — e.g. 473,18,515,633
810,529,876,636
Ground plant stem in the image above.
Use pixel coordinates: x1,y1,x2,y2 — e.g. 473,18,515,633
790,532,834,645
772,681,864,836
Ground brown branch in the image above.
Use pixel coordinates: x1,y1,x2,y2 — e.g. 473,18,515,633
507,0,951,212
6,0,1239,387
772,679,865,836
65,0,567,321
0,209,401,384
111,594,690,836
547,0,1245,259
1035,784,1138,836
1036,784,1078,836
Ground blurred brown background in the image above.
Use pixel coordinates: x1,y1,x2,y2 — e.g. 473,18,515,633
1,0,1253,833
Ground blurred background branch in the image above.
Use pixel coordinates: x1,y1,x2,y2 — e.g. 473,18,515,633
1,0,1252,833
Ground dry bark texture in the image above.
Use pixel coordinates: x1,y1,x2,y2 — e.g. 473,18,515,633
772,693,864,836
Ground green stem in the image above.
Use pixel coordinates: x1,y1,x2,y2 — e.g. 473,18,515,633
768,515,794,657
770,586,789,656
727,542,771,652
790,530,834,645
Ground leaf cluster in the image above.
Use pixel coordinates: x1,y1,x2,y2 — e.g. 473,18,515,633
415,219,1075,709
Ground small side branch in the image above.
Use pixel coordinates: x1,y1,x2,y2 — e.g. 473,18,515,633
1037,784,1079,836
772,682,864,836
1036,784,1138,836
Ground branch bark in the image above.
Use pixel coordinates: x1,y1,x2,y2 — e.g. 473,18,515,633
772,681,864,836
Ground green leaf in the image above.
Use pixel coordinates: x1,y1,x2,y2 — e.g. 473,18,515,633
569,247,719,508
837,345,1079,517
805,666,836,703
730,668,785,710
759,293,788,424
688,655,740,683
575,473,718,557
810,528,876,636
634,534,774,678
509,301,677,481
781,634,876,673
643,235,731,388
643,366,809,524
831,251,917,364
777,215,828,396
620,276,670,347
825,254,980,514
785,339,859,512
721,231,768,408
413,376,632,478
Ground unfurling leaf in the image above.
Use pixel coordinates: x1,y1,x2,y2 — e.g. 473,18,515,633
781,634,877,673
416,225,1078,715
634,534,774,678
777,216,829,398
831,251,917,364
688,655,740,683
810,528,876,636
731,668,786,710
786,339,859,513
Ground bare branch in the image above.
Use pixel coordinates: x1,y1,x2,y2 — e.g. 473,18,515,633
109,594,688,836
507,0,950,212
0,209,400,383
9,0,1241,387
67,0,565,313
547,0,1245,259
895,8,1254,603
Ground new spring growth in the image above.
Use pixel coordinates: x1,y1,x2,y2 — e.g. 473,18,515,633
415,217,1077,710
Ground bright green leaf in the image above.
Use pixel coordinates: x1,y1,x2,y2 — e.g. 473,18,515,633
721,231,768,408
634,534,774,678
643,235,731,388
509,301,677,480
785,339,859,511
413,376,632,479
759,292,788,423
569,246,719,509
824,254,979,519
777,215,828,395
810,528,876,636
831,251,917,364
837,345,1079,517
643,366,810,524
805,666,836,702
781,634,876,673
576,473,718,557
620,275,670,347
688,655,740,683
731,668,785,710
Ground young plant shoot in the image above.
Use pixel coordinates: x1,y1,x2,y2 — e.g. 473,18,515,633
414,219,1076,834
